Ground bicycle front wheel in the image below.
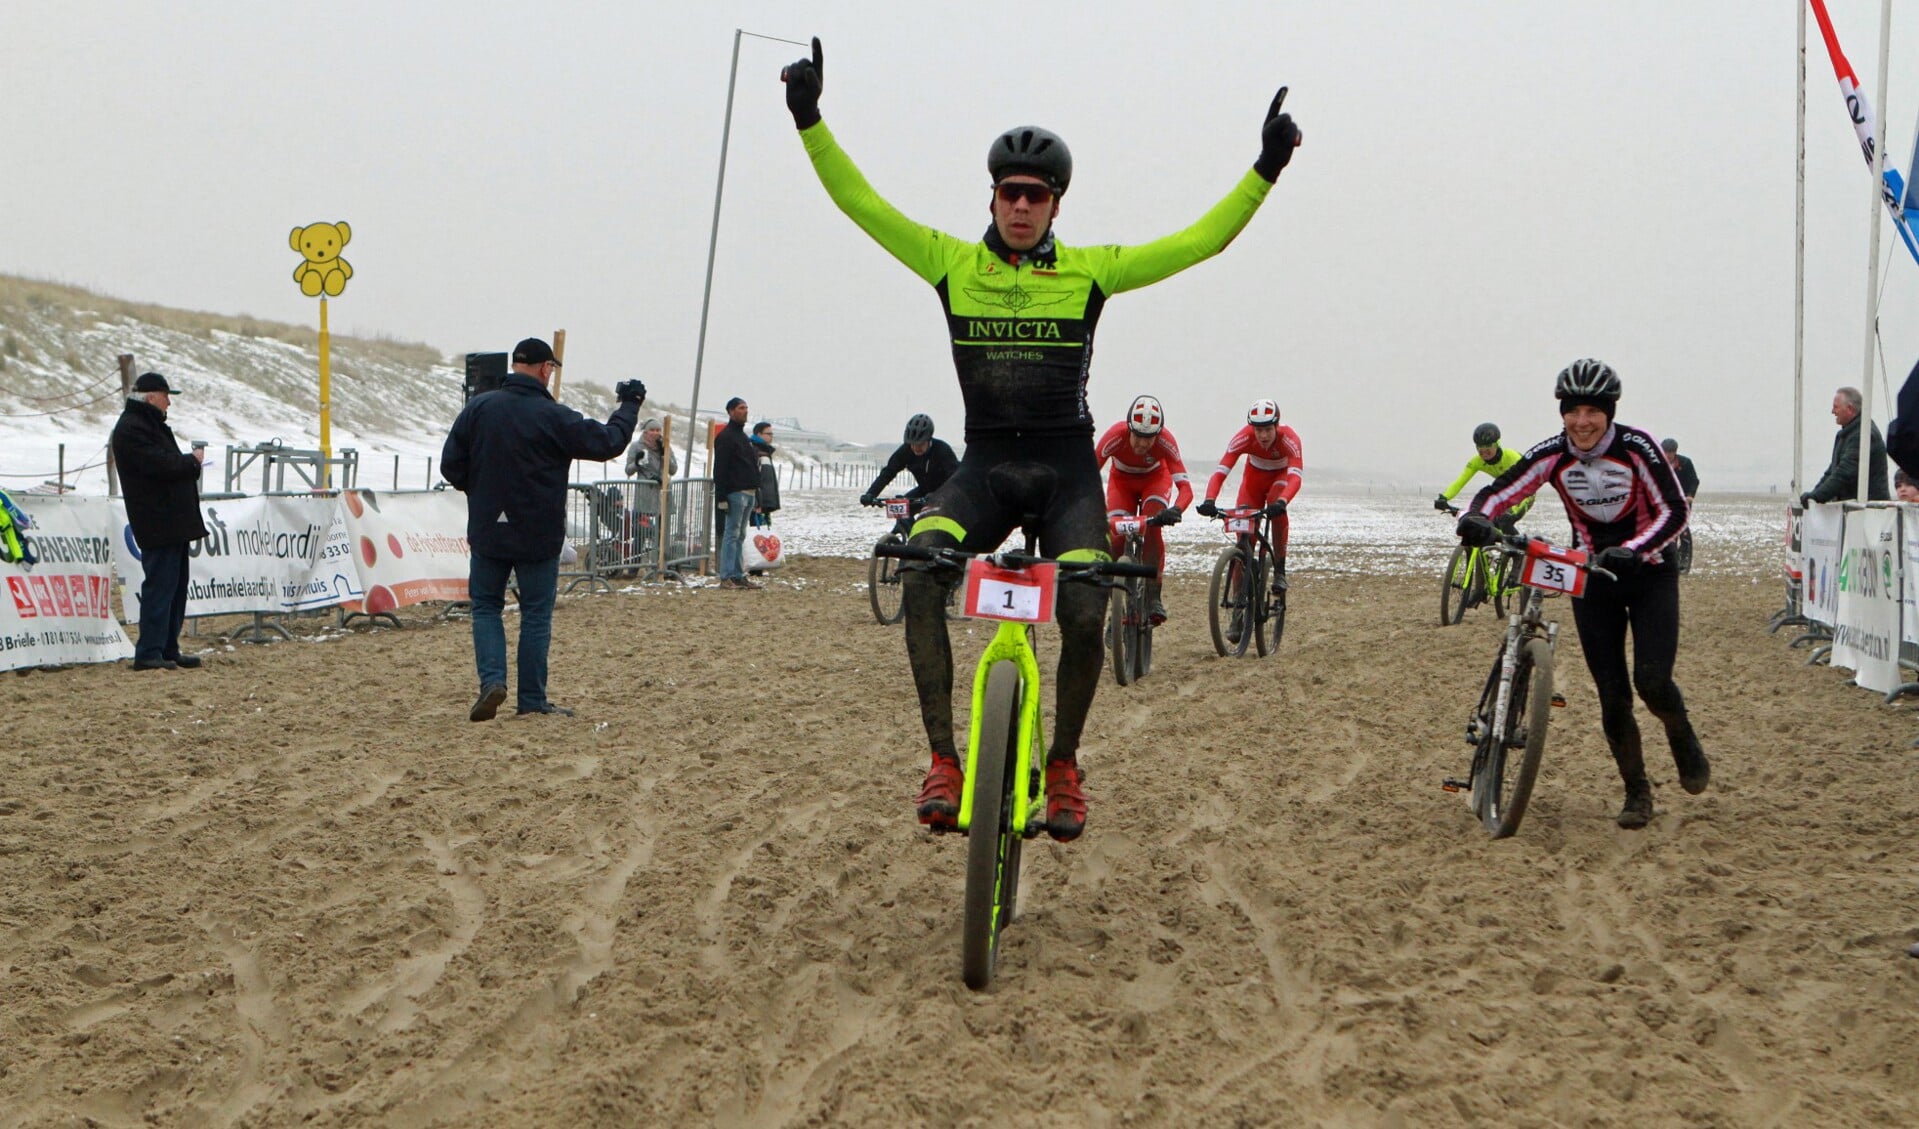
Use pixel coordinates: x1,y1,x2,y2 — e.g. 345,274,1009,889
1481,638,1554,839
963,662,1024,990
1440,544,1471,626
868,534,906,625
1262,556,1288,656
1107,577,1136,686
1208,547,1252,658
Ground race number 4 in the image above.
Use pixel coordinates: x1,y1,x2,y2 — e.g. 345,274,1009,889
963,558,1058,623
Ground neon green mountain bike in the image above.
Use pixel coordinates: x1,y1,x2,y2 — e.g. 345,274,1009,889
878,534,1154,990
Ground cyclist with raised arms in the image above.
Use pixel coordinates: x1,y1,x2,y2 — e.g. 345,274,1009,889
780,38,1301,840
1095,395,1191,624
861,414,958,511
1434,422,1534,535
1456,360,1708,829
1196,399,1303,582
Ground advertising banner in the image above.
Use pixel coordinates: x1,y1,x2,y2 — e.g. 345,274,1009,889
113,494,352,620
339,490,470,612
1904,506,1919,647
1800,503,1844,627
3,496,134,671
1831,505,1901,694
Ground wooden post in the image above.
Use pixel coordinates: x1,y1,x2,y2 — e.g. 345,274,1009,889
656,416,673,578
109,355,134,495
550,328,567,402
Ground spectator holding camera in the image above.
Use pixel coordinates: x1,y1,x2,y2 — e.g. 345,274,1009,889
442,337,643,720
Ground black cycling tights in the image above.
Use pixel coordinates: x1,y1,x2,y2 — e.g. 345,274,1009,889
900,440,1108,764
1570,557,1698,783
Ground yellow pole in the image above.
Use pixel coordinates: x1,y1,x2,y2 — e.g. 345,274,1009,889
318,296,333,488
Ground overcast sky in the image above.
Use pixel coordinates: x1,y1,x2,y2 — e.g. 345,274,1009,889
7,0,1919,489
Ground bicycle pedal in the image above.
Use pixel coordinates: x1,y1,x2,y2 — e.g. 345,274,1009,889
1441,778,1470,793
1551,693,1567,708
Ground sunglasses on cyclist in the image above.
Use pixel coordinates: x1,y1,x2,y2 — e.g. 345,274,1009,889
994,181,1055,206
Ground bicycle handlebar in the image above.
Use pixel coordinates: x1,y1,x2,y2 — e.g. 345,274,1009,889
876,541,1158,579
1488,532,1618,583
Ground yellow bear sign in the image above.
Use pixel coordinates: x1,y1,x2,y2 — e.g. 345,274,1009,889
289,221,353,297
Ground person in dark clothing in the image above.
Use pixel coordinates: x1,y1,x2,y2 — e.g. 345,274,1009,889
712,397,760,589
860,413,959,510
1802,386,1890,505
1660,438,1699,574
442,337,643,719
1887,359,1919,480
751,421,782,519
110,372,209,671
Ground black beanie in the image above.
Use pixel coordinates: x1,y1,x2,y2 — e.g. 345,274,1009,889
1558,394,1616,422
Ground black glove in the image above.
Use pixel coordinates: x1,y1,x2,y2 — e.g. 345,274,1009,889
1264,499,1289,519
1252,86,1301,181
859,493,879,507
1456,512,1497,547
1588,541,1634,568
1195,498,1218,518
1434,494,1453,512
1798,492,1814,508
614,379,646,405
1149,507,1181,527
781,37,823,130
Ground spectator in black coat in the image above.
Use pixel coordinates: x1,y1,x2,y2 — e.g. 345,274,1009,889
441,337,642,719
109,372,209,671
712,397,760,588
1803,386,1889,505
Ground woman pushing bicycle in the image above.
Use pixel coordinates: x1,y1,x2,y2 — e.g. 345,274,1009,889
1435,422,1534,534
1455,360,1708,829
1096,395,1191,624
780,37,1301,840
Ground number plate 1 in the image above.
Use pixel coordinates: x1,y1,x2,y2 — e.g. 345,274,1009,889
963,558,1058,623
1522,542,1587,597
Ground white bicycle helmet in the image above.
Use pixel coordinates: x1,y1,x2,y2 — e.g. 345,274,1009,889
1127,394,1164,436
1247,399,1280,426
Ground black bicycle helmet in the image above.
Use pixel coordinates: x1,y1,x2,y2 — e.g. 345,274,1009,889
1554,358,1621,401
988,126,1073,194
1472,422,1501,448
904,413,935,443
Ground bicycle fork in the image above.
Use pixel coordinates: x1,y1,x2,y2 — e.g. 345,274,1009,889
957,622,1047,838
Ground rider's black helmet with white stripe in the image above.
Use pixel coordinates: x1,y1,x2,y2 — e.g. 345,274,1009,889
1554,359,1621,401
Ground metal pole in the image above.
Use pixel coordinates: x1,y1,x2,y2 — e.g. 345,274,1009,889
319,296,333,489
1794,0,1806,497
685,28,744,480
1859,0,1892,503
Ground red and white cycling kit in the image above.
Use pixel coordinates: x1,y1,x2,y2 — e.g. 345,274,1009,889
1205,423,1303,552
1096,421,1192,566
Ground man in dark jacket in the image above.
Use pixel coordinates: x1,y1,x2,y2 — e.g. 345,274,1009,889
860,413,958,509
1803,386,1890,505
109,372,209,671
442,337,643,719
712,396,760,589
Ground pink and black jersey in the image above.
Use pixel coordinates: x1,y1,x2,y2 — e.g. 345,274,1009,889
1469,423,1689,557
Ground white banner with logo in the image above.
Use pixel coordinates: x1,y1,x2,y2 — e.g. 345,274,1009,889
1903,506,1919,647
3,496,134,671
113,494,351,620
1831,505,1901,693
1799,502,1844,627
339,489,470,612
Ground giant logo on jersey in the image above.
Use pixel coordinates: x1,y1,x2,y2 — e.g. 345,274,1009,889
1558,458,1635,523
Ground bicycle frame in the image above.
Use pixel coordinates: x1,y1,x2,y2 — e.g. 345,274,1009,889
959,620,1046,835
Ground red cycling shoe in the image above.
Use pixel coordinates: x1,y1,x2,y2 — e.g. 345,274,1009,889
1044,759,1087,842
915,755,963,830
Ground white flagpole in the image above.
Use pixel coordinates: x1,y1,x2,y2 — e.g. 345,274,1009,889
1859,0,1892,503
1795,0,1807,497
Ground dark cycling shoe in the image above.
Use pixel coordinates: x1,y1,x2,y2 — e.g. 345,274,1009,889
470,683,507,721
1672,733,1711,795
1616,781,1654,829
916,755,963,830
1044,759,1087,842
1148,598,1168,625
517,702,575,717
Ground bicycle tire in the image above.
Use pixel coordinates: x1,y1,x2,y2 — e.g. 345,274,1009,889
1263,555,1288,655
962,662,1023,990
1440,544,1471,626
1208,546,1251,657
1137,600,1155,678
1492,551,1515,619
1107,577,1135,686
868,534,906,625
1480,638,1554,838
1253,542,1275,658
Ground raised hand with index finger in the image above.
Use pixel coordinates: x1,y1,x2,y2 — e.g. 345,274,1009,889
1253,85,1302,181
781,37,824,129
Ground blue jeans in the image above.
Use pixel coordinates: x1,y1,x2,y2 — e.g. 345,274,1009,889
719,490,755,580
468,553,560,712
134,543,190,663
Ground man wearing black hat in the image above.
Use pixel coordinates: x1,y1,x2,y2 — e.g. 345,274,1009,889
110,372,209,671
442,337,646,719
712,396,760,589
